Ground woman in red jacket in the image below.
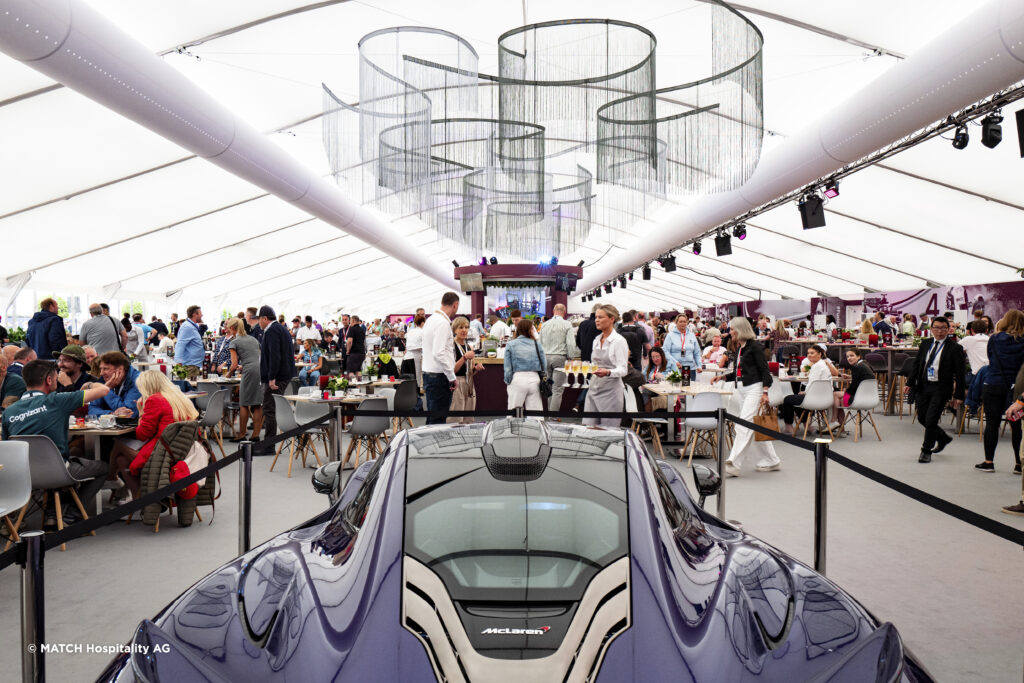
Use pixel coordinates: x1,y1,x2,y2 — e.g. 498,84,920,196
109,370,198,501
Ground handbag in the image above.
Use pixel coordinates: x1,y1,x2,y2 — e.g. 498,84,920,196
752,404,777,442
532,340,553,400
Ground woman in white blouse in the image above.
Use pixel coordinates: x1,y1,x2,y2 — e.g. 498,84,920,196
584,304,629,428
779,343,838,435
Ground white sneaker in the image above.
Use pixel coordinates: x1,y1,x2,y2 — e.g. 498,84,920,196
756,463,781,472
725,462,741,478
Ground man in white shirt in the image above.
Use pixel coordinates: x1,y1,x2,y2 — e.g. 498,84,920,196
296,315,322,343
541,304,573,411
422,292,460,424
470,314,486,339
960,319,990,381
489,315,511,340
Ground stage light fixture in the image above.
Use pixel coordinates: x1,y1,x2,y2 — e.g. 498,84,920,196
733,224,747,240
952,124,969,149
618,275,627,289
452,260,460,267
577,260,585,267
714,232,732,257
692,241,702,256
489,256,498,264
661,254,677,272
823,180,840,198
604,282,613,294
550,256,558,265
628,271,634,280
1015,108,1024,158
478,256,487,266
981,113,1003,148
595,288,602,298
798,193,826,229
642,264,652,280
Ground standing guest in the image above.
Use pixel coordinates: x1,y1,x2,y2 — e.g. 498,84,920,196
123,319,141,358
574,305,599,413
108,370,199,502
1000,362,1024,515
298,339,324,387
470,314,486,340
175,305,206,380
221,317,263,442
422,292,460,424
0,353,26,406
504,318,547,415
337,314,350,366
976,310,1024,473
406,313,426,391
824,315,838,335
2,360,111,510
488,314,511,341
664,314,701,375
53,345,99,393
617,312,646,372
637,312,656,350
211,329,233,373
27,297,67,361
712,317,780,476
583,305,628,428
872,312,895,335
9,347,36,377
149,317,168,338
82,345,98,367
701,334,727,365
100,303,128,352
508,309,524,331
906,317,966,463
702,320,720,346
244,307,262,341
257,306,294,438
540,303,573,411
80,304,123,354
290,317,302,340
960,319,990,383
297,315,322,344
900,314,917,337
450,317,484,424
778,344,838,435
168,313,180,336
132,314,156,347
345,315,367,373
89,351,142,417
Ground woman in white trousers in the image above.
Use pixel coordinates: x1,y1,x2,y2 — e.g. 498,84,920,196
505,318,547,415
713,317,780,476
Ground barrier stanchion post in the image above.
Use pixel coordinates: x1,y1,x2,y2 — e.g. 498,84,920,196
19,530,44,683
716,407,727,519
239,440,253,555
814,438,829,574
330,406,343,462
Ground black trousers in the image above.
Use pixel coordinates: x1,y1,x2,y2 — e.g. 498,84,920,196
261,383,284,437
423,372,453,425
982,383,1022,464
915,383,951,452
345,353,365,374
779,393,805,426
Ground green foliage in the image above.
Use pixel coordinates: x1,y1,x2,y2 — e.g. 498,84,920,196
172,364,190,380
221,309,234,321
8,327,26,343
325,375,349,392
121,301,144,316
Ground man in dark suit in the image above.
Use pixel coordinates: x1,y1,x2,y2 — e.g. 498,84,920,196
906,317,966,463
257,305,295,439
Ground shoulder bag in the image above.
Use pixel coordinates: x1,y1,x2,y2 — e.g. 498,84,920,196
532,340,553,400
752,403,777,442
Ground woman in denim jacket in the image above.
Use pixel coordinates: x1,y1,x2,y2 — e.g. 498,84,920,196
504,318,546,413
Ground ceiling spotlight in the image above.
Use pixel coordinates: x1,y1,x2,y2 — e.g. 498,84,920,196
452,260,460,268
692,241,702,256
981,113,1003,148
642,264,652,280
952,124,969,150
798,193,826,229
595,288,602,298
604,283,613,294
550,256,558,266
628,271,634,281
489,256,498,265
577,260,585,267
618,275,627,289
733,224,747,240
823,180,840,198
661,254,677,272
478,256,487,266
714,232,732,257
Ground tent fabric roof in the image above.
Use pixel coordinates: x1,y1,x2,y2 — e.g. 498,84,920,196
0,0,1020,318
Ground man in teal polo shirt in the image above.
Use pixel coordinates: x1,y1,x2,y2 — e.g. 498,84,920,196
2,360,112,513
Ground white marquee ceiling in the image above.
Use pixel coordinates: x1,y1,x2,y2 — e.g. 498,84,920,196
1,0,1021,318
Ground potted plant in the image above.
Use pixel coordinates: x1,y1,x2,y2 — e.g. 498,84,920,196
172,364,190,380
326,375,350,394
666,369,682,386
8,327,26,343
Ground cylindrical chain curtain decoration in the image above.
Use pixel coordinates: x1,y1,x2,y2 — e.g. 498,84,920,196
321,1,763,262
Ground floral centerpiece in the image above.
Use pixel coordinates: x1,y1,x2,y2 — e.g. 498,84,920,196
171,364,190,380
326,375,350,393
666,370,682,385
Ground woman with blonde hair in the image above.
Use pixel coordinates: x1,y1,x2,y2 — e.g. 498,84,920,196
857,318,873,341
222,317,263,442
449,317,484,423
584,304,629,427
977,309,1024,473
712,317,780,476
108,370,199,501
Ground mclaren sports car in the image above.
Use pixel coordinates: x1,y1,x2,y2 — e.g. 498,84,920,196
99,418,932,682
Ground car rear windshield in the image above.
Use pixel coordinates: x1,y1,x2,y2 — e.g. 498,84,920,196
404,426,628,603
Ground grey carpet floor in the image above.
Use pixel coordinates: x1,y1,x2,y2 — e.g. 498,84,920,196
0,411,1021,681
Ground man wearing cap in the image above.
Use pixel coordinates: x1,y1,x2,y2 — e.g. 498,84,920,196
258,306,295,438
54,345,100,393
